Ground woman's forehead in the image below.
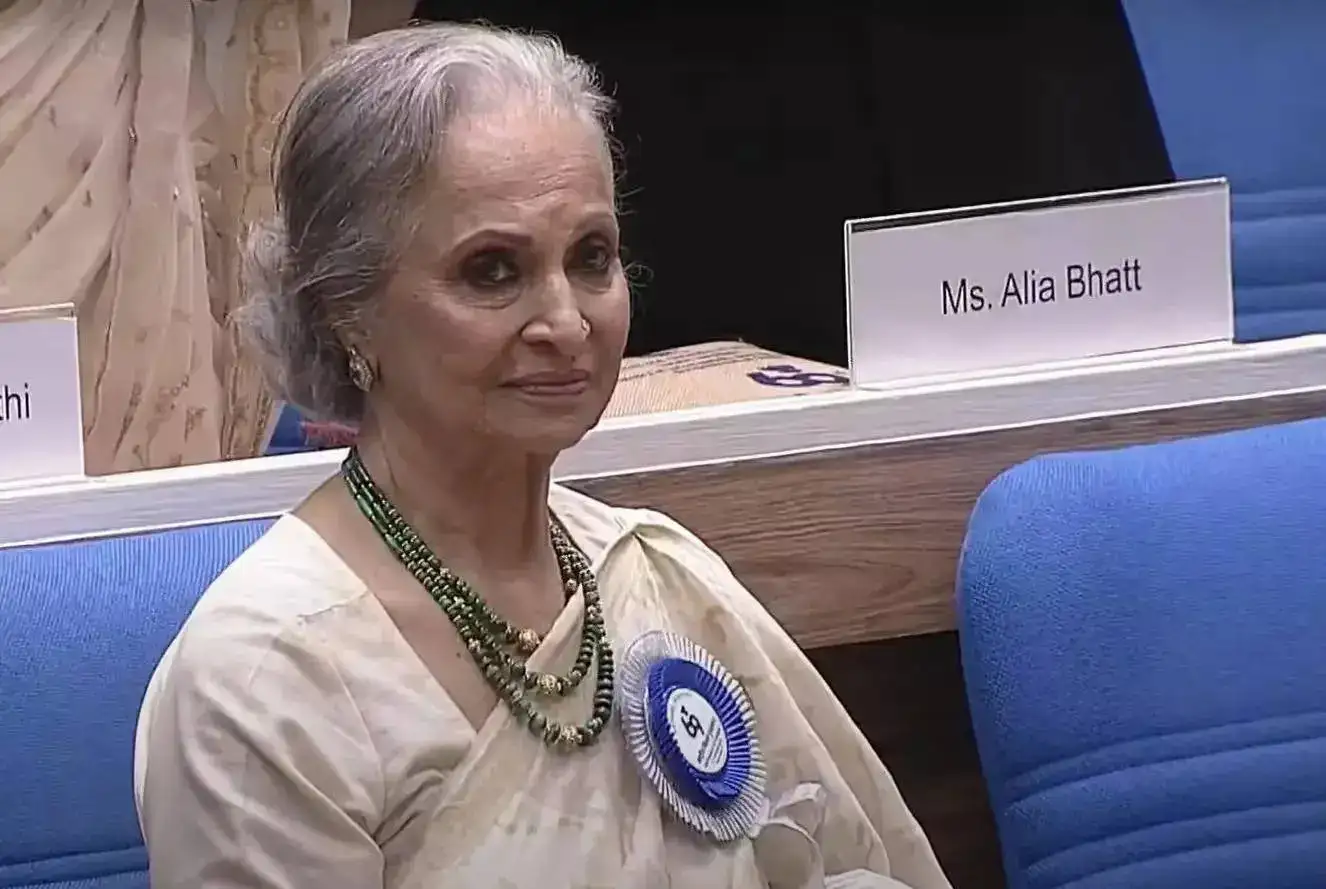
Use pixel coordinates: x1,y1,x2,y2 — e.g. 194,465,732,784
442,111,611,200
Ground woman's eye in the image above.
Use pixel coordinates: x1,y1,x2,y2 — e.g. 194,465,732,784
462,251,519,289
575,238,615,273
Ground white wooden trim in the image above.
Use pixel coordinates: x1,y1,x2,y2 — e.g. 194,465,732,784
2,336,1323,549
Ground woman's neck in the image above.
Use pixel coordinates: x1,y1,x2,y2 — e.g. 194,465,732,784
353,416,556,573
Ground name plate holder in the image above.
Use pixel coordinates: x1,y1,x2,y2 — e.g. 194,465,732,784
844,179,1233,388
0,304,85,487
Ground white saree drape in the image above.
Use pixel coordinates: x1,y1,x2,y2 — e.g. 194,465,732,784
135,487,955,888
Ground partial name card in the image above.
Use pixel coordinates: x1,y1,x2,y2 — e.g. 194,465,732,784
844,179,1232,386
0,305,84,485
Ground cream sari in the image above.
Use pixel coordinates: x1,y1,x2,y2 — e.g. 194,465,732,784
135,487,953,888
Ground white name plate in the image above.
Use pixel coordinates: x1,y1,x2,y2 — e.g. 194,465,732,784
844,179,1232,386
0,305,84,485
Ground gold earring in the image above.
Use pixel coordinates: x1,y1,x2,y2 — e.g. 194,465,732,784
580,317,591,335
348,348,375,391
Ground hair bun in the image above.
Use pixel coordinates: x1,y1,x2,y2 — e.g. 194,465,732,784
243,216,292,295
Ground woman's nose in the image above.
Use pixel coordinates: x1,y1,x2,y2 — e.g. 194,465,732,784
521,275,589,347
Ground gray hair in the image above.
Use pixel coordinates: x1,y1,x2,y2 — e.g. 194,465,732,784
237,23,616,423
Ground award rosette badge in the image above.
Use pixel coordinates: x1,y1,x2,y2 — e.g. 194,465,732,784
617,630,768,841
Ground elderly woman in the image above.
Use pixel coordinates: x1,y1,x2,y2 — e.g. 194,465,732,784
133,23,952,889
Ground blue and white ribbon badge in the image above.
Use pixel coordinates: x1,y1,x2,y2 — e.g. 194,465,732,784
616,630,768,842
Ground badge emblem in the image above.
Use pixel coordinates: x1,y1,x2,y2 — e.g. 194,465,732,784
617,630,767,842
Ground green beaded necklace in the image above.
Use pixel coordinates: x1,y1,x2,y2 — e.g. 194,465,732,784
341,448,614,750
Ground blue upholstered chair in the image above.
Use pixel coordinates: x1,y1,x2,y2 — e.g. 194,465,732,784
266,403,314,455
0,520,272,888
958,418,1326,888
1122,1,1326,342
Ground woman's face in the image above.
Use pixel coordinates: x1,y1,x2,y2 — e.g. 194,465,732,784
364,108,629,457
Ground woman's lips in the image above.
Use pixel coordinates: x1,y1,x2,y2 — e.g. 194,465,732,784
504,370,591,397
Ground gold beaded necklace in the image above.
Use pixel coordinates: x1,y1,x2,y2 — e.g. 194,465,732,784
341,448,614,749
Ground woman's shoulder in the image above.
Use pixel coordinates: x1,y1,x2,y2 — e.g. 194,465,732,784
141,517,362,693
179,514,372,648
549,482,632,564
551,481,725,556
550,483,706,563
552,484,764,614
135,514,469,824
139,514,386,733
133,516,398,841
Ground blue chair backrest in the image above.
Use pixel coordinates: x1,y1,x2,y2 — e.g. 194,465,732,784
958,418,1326,889
1122,1,1326,342
266,403,314,455
0,519,273,889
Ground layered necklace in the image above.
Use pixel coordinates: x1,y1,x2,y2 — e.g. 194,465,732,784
341,448,614,750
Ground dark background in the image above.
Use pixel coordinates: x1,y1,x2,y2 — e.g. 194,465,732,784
415,1,1174,367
